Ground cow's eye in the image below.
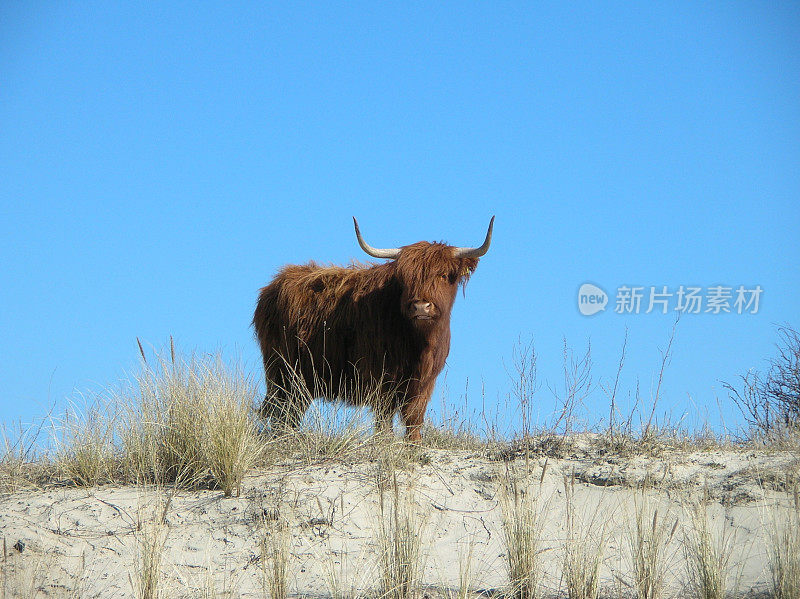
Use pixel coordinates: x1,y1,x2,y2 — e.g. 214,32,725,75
440,273,449,281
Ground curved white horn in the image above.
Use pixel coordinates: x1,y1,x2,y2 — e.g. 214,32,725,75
353,217,401,259
453,216,494,258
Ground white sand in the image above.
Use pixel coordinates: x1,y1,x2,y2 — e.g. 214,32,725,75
1,438,797,598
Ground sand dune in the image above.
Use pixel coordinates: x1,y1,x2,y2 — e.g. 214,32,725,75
1,438,797,598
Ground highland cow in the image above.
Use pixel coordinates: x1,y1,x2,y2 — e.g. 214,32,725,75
253,217,493,441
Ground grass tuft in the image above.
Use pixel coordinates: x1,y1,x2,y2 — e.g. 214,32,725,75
119,346,265,493
562,474,606,599
767,482,800,599
682,499,735,599
626,492,679,599
200,362,264,497
260,512,291,599
1,419,51,493
130,488,171,599
376,469,426,599
54,395,116,487
499,463,547,599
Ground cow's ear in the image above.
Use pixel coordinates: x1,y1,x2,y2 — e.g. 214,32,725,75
459,266,474,297
458,258,478,282
457,267,474,290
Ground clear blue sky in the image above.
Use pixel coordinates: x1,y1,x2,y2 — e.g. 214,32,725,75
1,2,798,435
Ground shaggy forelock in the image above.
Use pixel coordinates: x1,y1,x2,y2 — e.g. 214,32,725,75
395,242,478,294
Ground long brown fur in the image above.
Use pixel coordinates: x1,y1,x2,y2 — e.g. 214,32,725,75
253,241,481,441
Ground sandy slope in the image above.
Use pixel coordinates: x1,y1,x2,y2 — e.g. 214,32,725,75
1,440,797,598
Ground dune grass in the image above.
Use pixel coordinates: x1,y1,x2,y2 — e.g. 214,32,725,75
625,492,679,599
682,499,737,599
375,469,426,599
130,489,171,599
0,330,782,496
499,463,548,599
259,513,291,599
767,482,800,599
1,334,798,598
53,395,117,487
452,537,476,599
561,474,608,599
121,343,265,496
23,341,269,496
1,420,52,494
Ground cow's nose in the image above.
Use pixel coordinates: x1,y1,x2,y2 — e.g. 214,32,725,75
411,301,433,316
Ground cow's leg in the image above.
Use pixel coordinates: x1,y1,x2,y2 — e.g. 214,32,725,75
261,378,308,434
373,407,394,439
399,383,434,443
400,403,424,443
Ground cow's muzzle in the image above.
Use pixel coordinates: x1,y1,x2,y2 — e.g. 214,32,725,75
409,301,435,320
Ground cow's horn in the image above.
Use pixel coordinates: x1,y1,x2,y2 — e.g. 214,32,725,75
453,216,494,258
353,217,401,259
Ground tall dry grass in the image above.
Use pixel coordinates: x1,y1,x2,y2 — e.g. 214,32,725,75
129,488,171,599
323,548,352,599
767,483,800,599
53,395,117,487
322,541,379,599
682,500,736,599
0,419,51,494
423,376,488,451
5,329,740,498
18,341,270,496
121,343,265,496
451,537,476,599
260,514,291,599
0,546,89,599
261,353,408,461
202,377,265,497
281,400,373,464
625,492,679,599
375,469,426,599
499,463,548,599
561,474,607,599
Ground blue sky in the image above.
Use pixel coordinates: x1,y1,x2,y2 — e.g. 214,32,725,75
1,2,798,435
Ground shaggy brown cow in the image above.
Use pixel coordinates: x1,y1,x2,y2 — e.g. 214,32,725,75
253,217,493,441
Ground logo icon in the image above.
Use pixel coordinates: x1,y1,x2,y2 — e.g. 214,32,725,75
578,283,608,316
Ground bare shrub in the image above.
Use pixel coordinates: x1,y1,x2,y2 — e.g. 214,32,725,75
641,319,678,442
602,328,628,440
725,325,800,443
550,339,592,438
507,337,539,440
